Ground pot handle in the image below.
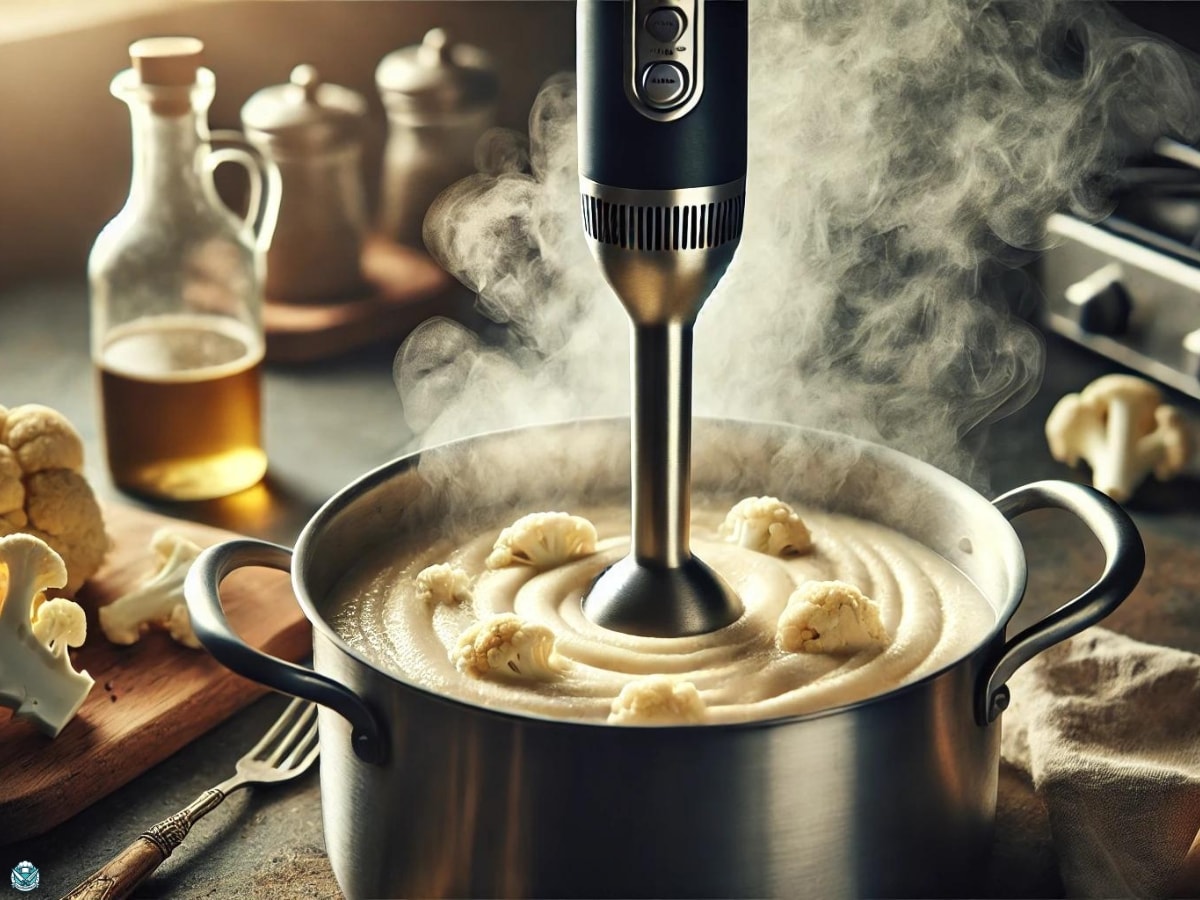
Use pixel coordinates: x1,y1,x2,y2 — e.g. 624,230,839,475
978,480,1145,725
185,539,388,764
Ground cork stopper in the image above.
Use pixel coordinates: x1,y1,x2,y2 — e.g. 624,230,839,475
130,36,204,87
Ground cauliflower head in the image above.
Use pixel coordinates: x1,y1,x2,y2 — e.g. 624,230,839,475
452,613,562,680
608,676,707,725
777,580,888,654
99,529,203,649
485,512,598,570
415,563,473,606
0,533,94,737
719,496,813,557
0,404,108,596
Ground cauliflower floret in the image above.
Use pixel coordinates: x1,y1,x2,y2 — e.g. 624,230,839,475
485,512,598,570
1045,375,1195,502
0,533,94,737
99,529,204,649
164,605,198,647
608,675,707,725
777,580,889,654
415,563,473,606
452,613,562,680
32,598,88,651
719,496,813,557
0,403,108,596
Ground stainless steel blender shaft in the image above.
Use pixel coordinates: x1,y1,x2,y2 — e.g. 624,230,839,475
583,317,741,637
581,319,740,640
632,322,691,566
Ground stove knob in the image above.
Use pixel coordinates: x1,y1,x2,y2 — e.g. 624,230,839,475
1184,329,1200,380
1064,263,1131,335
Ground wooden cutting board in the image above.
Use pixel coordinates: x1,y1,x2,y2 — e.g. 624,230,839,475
0,503,311,842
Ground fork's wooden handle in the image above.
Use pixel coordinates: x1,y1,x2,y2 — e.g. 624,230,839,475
59,836,167,900
60,789,226,900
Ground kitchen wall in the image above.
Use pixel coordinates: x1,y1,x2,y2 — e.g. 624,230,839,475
0,0,576,288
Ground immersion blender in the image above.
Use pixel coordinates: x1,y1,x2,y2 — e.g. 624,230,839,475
578,0,748,636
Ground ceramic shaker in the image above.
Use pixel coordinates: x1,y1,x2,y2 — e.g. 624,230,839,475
241,65,368,304
376,29,498,247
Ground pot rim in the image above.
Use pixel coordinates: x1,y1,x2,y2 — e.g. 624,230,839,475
292,416,1029,731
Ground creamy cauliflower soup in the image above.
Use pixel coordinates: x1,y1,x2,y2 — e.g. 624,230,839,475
327,499,995,725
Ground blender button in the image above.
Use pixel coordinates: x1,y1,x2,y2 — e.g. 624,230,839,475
645,7,686,43
642,62,687,108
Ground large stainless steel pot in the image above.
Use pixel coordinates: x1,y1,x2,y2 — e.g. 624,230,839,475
185,419,1144,899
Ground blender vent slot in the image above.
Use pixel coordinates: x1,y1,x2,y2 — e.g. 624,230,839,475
581,192,745,250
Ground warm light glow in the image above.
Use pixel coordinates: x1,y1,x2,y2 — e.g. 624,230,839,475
0,0,216,45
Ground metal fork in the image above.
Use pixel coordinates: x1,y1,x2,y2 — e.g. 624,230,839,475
61,698,320,900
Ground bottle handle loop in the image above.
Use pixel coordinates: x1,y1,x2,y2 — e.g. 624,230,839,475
206,130,281,245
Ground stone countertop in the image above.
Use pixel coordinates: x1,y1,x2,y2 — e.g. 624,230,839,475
1,281,1198,898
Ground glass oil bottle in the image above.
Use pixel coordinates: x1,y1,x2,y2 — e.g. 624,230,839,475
90,37,277,500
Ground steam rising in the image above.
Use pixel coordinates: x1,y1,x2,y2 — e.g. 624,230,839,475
398,0,1200,482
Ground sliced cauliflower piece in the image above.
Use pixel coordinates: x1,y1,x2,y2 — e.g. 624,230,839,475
0,533,94,737
719,496,813,557
608,675,707,725
485,512,598,570
415,563,473,606
452,613,562,680
777,580,889,654
98,529,203,649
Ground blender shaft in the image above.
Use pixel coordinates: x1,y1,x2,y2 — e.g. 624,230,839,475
632,321,692,567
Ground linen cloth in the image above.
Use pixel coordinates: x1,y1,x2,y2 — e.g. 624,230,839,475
1000,628,1200,898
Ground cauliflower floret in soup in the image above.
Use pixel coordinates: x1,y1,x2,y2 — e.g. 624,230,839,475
777,580,888,654
453,613,562,680
719,497,813,557
415,563,473,606
609,676,707,725
485,512,598,570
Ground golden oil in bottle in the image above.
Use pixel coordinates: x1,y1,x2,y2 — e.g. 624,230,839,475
98,314,267,500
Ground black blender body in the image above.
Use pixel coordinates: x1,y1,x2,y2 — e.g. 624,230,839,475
578,0,747,192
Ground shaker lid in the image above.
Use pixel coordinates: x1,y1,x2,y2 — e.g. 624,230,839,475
240,65,366,152
375,29,498,118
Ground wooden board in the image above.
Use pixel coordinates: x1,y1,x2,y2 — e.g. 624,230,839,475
0,503,311,842
263,234,476,364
